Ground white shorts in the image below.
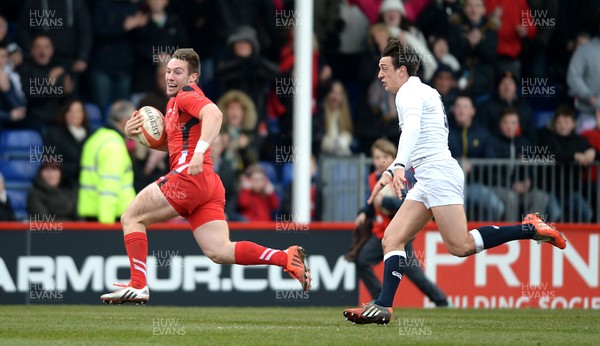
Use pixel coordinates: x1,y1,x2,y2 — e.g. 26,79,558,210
405,157,464,209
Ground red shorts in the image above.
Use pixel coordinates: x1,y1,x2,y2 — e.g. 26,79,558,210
156,163,226,230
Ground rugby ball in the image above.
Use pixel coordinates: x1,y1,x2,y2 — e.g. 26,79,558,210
135,106,167,149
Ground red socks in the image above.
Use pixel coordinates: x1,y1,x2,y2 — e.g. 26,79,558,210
234,241,287,267
124,232,148,289
125,237,286,288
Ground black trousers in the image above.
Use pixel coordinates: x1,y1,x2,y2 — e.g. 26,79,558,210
355,235,448,306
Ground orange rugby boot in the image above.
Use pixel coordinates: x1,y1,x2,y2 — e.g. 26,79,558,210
523,212,567,249
284,246,311,291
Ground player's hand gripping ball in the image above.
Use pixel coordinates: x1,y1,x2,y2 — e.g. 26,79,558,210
132,106,167,149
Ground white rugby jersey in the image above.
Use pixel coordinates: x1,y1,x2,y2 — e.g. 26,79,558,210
387,76,451,171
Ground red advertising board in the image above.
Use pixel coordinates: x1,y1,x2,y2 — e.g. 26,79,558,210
359,222,600,309
0,221,597,308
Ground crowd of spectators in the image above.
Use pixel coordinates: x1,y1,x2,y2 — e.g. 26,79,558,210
0,0,599,223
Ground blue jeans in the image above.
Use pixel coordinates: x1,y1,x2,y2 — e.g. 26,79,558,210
549,193,593,222
465,183,505,220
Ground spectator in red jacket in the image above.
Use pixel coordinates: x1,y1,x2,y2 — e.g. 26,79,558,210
485,0,537,78
238,164,279,222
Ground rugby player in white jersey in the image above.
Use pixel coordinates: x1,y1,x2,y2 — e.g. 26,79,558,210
343,39,566,324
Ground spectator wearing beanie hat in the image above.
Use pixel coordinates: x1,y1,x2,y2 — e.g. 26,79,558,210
378,0,438,81
216,26,278,118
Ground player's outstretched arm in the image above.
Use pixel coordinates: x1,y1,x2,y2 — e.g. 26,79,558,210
188,104,223,175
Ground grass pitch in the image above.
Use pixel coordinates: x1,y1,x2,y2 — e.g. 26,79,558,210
1,305,598,345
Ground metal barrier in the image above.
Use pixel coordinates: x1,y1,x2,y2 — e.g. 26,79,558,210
319,156,599,223
319,155,369,221
465,159,598,223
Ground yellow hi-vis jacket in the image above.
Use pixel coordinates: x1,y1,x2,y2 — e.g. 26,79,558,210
77,127,135,223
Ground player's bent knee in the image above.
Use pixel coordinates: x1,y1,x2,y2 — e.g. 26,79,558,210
120,210,133,229
446,243,473,257
204,250,228,264
381,233,409,253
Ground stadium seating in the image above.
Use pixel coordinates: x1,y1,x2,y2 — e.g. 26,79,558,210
6,188,28,221
0,159,38,182
0,129,44,221
85,103,104,131
0,129,43,159
281,162,294,188
0,159,38,221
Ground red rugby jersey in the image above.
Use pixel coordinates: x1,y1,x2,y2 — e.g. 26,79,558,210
165,84,213,170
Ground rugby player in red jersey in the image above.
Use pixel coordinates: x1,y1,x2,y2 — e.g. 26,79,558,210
101,48,311,304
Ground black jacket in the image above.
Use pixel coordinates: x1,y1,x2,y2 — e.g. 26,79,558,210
18,59,71,127
478,97,537,144
447,13,498,97
492,133,532,187
216,55,279,117
17,0,92,66
538,128,593,192
89,0,142,74
131,12,188,93
27,175,77,220
44,125,89,186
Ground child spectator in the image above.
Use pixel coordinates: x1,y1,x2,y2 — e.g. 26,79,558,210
238,164,279,222
539,106,595,222
448,94,505,220
491,108,557,221
478,71,536,144
348,138,449,306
